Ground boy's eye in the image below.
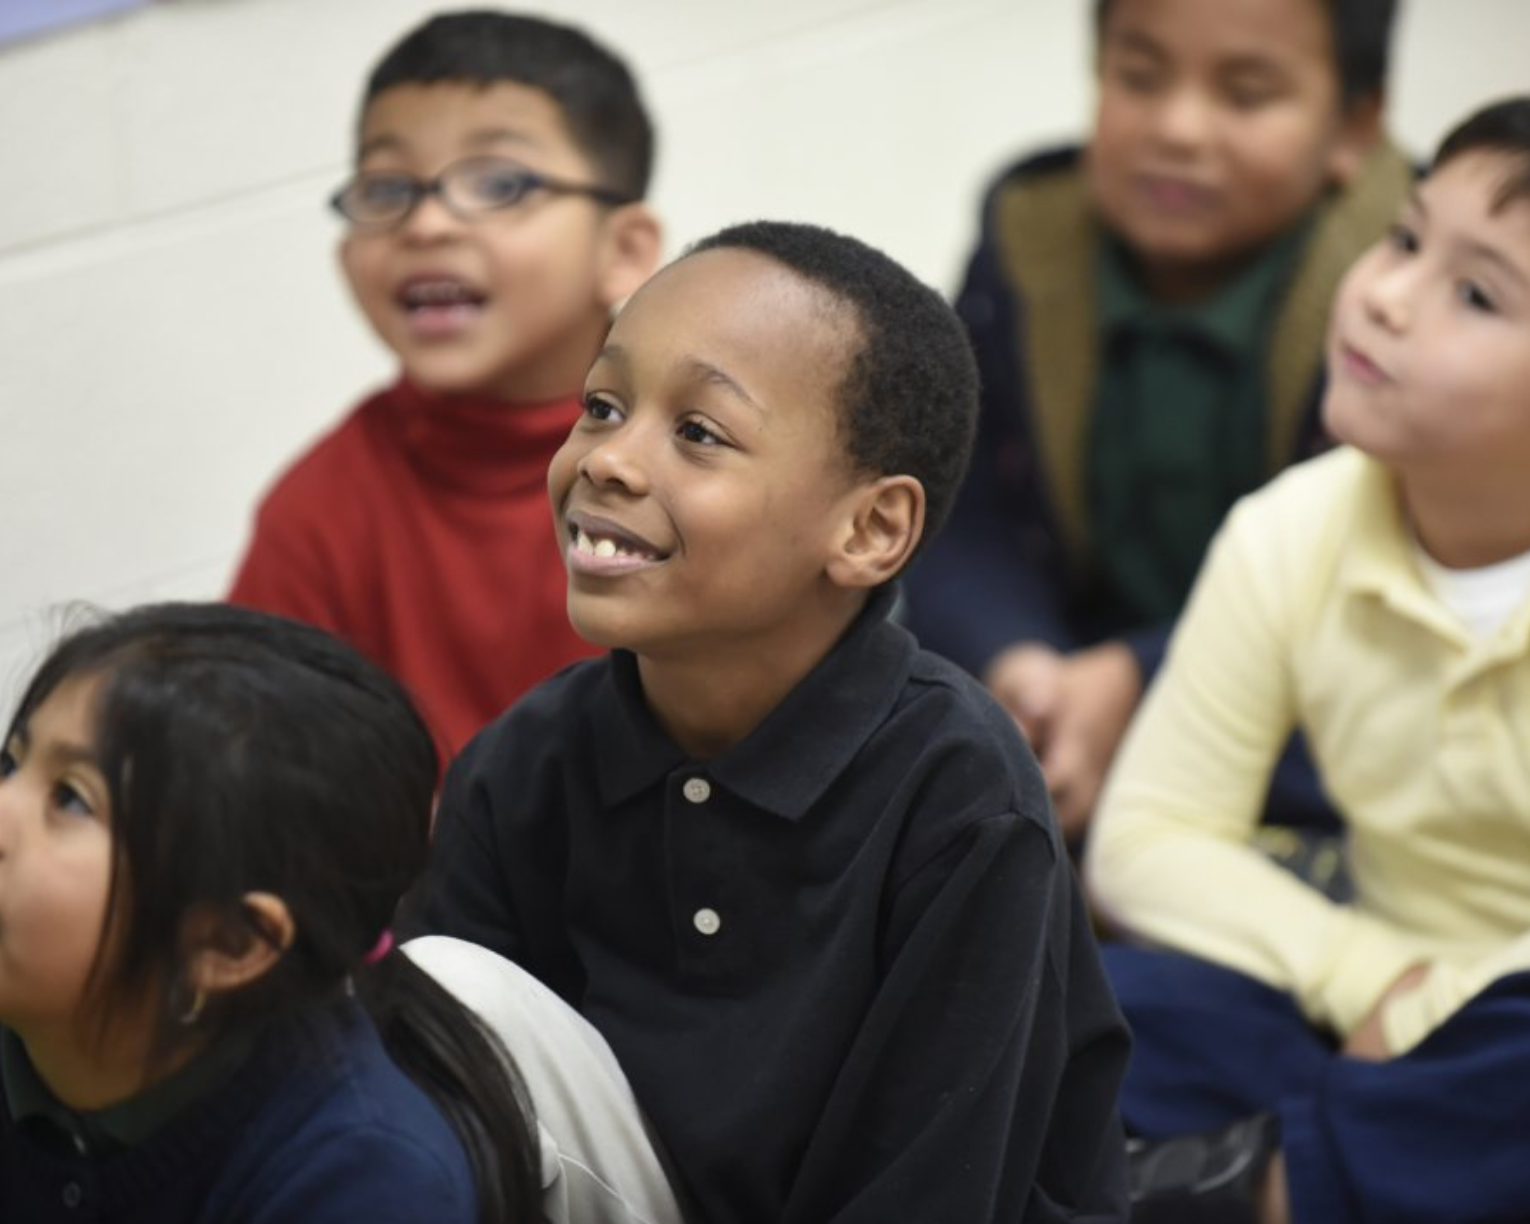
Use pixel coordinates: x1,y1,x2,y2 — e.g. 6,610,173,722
582,394,624,423
0,744,16,778
459,162,537,209
355,176,416,212
1107,59,1163,94
1457,281,1496,312
677,419,723,447
1387,223,1420,255
1224,80,1282,110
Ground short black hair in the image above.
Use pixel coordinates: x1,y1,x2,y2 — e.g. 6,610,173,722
1433,96,1530,213
686,221,979,554
361,9,653,200
1094,0,1398,109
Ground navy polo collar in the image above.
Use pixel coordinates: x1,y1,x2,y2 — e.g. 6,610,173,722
590,585,914,820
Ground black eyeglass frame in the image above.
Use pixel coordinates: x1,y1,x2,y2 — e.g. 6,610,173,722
329,156,636,230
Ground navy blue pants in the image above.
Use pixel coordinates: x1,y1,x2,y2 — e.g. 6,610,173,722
1106,945,1530,1224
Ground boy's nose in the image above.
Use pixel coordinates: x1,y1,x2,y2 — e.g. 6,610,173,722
1362,262,1416,332
396,190,465,242
1152,85,1215,150
578,429,651,495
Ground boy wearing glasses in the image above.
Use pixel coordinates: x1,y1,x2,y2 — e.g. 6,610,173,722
229,10,661,758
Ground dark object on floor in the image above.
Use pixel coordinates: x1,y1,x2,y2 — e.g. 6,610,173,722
1128,1111,1279,1224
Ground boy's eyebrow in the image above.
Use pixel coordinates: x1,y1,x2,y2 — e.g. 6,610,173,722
356,126,542,161
357,132,408,160
682,357,765,416
460,126,543,151
1408,187,1530,290
593,346,766,416
1220,57,1287,82
1104,29,1166,59
1461,239,1530,292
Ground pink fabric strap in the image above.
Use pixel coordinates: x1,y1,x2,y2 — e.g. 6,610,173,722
363,929,395,966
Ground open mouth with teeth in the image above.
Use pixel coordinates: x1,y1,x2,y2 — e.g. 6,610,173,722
564,515,669,577
572,526,663,562
397,276,486,315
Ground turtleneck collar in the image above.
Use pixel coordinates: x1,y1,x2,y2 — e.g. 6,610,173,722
384,377,582,497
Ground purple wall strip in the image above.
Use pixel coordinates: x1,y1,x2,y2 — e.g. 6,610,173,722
0,0,150,48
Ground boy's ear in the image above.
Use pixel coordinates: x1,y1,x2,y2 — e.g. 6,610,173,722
826,475,926,589
597,203,663,310
1327,91,1385,188
184,892,295,998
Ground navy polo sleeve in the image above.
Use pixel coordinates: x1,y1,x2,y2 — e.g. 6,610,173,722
784,812,1129,1223
400,729,526,964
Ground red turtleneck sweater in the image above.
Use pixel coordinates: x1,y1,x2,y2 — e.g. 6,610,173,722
228,379,597,760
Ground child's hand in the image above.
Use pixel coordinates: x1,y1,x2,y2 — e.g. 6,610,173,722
984,641,1142,841
984,642,1065,748
1343,963,1430,1061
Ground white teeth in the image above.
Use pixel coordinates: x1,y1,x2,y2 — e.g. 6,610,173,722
403,280,477,307
573,525,654,561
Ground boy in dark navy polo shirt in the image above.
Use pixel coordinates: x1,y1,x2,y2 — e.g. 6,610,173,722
406,221,1130,1224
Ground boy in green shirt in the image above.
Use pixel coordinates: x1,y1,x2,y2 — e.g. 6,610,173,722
906,0,1409,839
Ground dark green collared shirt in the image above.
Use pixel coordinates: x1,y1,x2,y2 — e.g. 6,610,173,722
1,1027,253,1157
1088,221,1311,624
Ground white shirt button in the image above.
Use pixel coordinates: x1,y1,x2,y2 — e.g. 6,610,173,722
693,907,722,936
682,777,712,804
62,1182,83,1208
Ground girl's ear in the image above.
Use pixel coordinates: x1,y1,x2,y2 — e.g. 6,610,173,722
597,202,663,310
825,475,925,589
185,892,295,997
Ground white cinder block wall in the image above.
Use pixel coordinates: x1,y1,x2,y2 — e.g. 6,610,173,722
1,0,1525,710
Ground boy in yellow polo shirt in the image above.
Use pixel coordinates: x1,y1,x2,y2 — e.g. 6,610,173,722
1089,96,1530,1223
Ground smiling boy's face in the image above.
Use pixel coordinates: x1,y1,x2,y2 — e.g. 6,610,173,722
339,81,643,402
1089,0,1376,302
547,247,871,662
1324,150,1530,492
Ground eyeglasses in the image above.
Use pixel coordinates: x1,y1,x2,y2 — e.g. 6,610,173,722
329,156,635,230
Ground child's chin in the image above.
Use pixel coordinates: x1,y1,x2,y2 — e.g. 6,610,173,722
565,609,633,654
403,369,502,398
